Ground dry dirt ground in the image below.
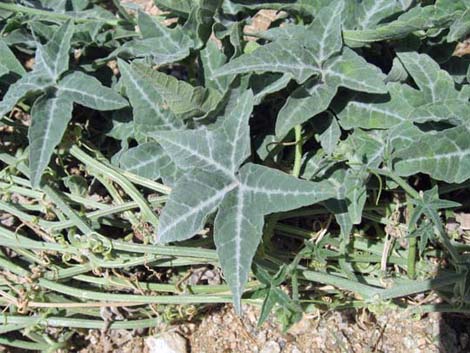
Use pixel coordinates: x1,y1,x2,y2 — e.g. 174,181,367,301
74,304,468,353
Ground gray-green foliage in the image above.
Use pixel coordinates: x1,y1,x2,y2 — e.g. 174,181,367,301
152,90,335,311
0,21,127,187
214,2,388,137
0,0,469,316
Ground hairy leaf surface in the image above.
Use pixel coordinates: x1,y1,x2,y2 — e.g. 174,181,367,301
394,126,470,183
132,63,222,119
118,60,183,133
154,90,336,311
119,143,180,184
29,94,74,187
59,72,128,110
0,41,25,77
34,20,74,81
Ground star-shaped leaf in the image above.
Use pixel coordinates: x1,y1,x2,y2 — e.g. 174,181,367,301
152,90,336,312
276,47,387,136
254,264,302,327
108,12,194,66
408,186,461,236
0,21,128,187
213,1,346,84
212,1,387,136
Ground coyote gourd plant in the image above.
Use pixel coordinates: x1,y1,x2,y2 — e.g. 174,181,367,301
0,0,470,321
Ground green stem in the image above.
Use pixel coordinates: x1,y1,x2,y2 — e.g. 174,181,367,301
0,315,161,330
406,194,417,279
74,274,260,294
92,172,140,226
69,145,160,228
372,168,461,264
292,125,303,178
0,337,50,351
377,272,464,300
370,168,419,199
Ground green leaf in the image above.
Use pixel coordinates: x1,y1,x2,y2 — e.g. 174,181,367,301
132,63,222,119
398,52,458,102
307,0,344,64
0,40,26,77
325,48,387,93
337,83,420,130
213,40,320,84
28,94,74,187
0,63,8,78
387,121,425,152
110,11,194,65
276,47,387,136
301,150,337,180
238,163,335,216
151,90,254,177
118,59,183,134
200,40,233,94
153,0,193,16
214,1,345,83
324,169,353,239
338,129,385,169
0,72,53,118
317,115,341,155
35,20,74,81
223,0,322,16
184,0,223,48
347,0,408,30
119,143,180,184
448,8,470,41
113,37,192,68
155,90,336,311
386,57,409,83
408,186,461,252
324,168,367,239
410,99,470,125
216,163,335,312
58,71,128,111
394,126,470,183
158,170,236,242
251,73,292,105
343,5,455,47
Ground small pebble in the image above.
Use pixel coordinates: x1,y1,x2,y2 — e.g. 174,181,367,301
260,341,281,353
146,332,188,353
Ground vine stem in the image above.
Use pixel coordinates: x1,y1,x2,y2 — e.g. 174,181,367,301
69,145,161,228
370,168,461,264
0,3,120,26
406,194,417,279
292,125,303,178
262,125,303,251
